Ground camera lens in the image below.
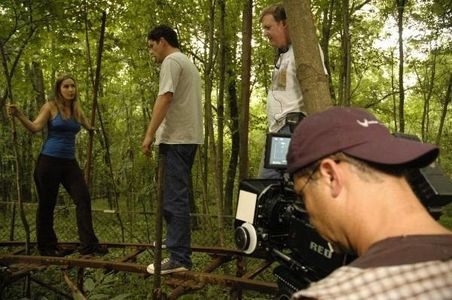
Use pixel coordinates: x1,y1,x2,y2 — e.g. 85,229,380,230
235,227,250,250
234,222,258,254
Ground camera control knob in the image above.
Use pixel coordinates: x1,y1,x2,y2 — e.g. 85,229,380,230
234,222,257,254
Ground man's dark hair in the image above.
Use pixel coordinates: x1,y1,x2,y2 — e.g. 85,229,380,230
259,3,287,23
147,25,179,48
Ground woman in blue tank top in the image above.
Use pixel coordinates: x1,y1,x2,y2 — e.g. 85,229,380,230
7,74,108,257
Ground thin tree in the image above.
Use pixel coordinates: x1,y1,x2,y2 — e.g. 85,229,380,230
0,16,34,299
84,11,125,241
85,11,107,186
239,0,252,180
390,50,399,131
414,52,437,141
0,2,37,259
218,0,227,216
339,0,352,106
204,0,225,245
284,0,333,113
319,0,336,102
435,73,451,146
225,67,240,217
396,0,407,132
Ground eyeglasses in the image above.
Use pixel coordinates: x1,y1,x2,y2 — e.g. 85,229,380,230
296,162,320,199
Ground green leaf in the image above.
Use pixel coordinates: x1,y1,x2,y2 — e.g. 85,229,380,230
110,293,133,300
89,294,111,300
84,278,95,292
73,291,87,300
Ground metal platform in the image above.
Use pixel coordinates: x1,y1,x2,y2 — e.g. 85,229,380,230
0,241,278,299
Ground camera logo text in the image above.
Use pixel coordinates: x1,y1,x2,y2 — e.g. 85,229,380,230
310,241,333,259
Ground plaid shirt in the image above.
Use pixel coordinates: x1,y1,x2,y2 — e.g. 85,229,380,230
292,235,452,300
292,259,452,300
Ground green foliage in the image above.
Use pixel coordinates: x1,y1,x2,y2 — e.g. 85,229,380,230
440,204,452,229
83,270,134,299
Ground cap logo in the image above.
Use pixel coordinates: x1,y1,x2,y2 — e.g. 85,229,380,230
356,119,379,128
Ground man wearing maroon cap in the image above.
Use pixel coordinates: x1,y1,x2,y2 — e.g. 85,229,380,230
287,107,452,299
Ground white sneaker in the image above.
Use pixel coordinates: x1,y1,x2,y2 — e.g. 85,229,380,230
146,258,188,274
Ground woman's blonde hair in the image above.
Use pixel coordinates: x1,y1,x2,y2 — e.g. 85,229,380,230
53,74,83,122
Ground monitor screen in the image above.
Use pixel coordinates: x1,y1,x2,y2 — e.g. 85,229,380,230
264,133,291,170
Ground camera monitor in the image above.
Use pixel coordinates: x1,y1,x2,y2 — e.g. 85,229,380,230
264,133,291,170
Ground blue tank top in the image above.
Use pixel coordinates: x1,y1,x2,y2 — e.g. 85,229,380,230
41,112,81,159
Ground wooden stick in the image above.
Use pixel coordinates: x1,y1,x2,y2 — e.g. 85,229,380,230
85,11,107,186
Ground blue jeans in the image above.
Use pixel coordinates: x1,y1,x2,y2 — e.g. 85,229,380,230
159,144,197,269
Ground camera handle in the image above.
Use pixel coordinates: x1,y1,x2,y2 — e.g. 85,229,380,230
272,248,310,275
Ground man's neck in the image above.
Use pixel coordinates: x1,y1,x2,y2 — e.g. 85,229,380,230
163,47,180,59
278,43,291,54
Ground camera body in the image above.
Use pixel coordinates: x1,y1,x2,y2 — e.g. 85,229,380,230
234,127,452,296
234,132,354,295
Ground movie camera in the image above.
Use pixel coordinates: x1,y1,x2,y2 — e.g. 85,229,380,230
234,114,452,298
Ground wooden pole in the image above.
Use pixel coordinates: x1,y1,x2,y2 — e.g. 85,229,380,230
85,11,107,186
1,39,31,255
152,150,165,300
2,47,31,297
9,119,31,256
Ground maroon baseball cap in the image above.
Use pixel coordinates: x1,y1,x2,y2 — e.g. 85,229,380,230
287,107,439,174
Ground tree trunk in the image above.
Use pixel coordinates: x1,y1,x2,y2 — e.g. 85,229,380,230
320,0,336,102
24,61,46,202
418,53,437,141
284,0,333,114
340,0,352,106
31,61,46,109
435,73,451,146
239,0,252,180
225,68,240,217
85,11,107,186
0,22,35,256
397,0,407,133
205,0,224,245
218,0,226,216
391,51,398,132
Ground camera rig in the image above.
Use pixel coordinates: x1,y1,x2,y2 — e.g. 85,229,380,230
234,124,452,297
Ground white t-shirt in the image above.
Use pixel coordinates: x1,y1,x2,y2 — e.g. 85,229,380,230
155,52,204,145
267,45,304,133
267,44,327,133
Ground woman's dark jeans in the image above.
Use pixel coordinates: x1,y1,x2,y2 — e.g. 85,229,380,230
34,154,99,252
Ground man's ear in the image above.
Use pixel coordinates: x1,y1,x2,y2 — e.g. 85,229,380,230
282,20,288,28
318,159,343,198
156,37,165,46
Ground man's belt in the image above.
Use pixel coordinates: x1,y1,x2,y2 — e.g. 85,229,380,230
285,112,306,132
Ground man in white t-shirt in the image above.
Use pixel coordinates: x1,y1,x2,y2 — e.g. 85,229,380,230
259,3,325,179
142,25,203,274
